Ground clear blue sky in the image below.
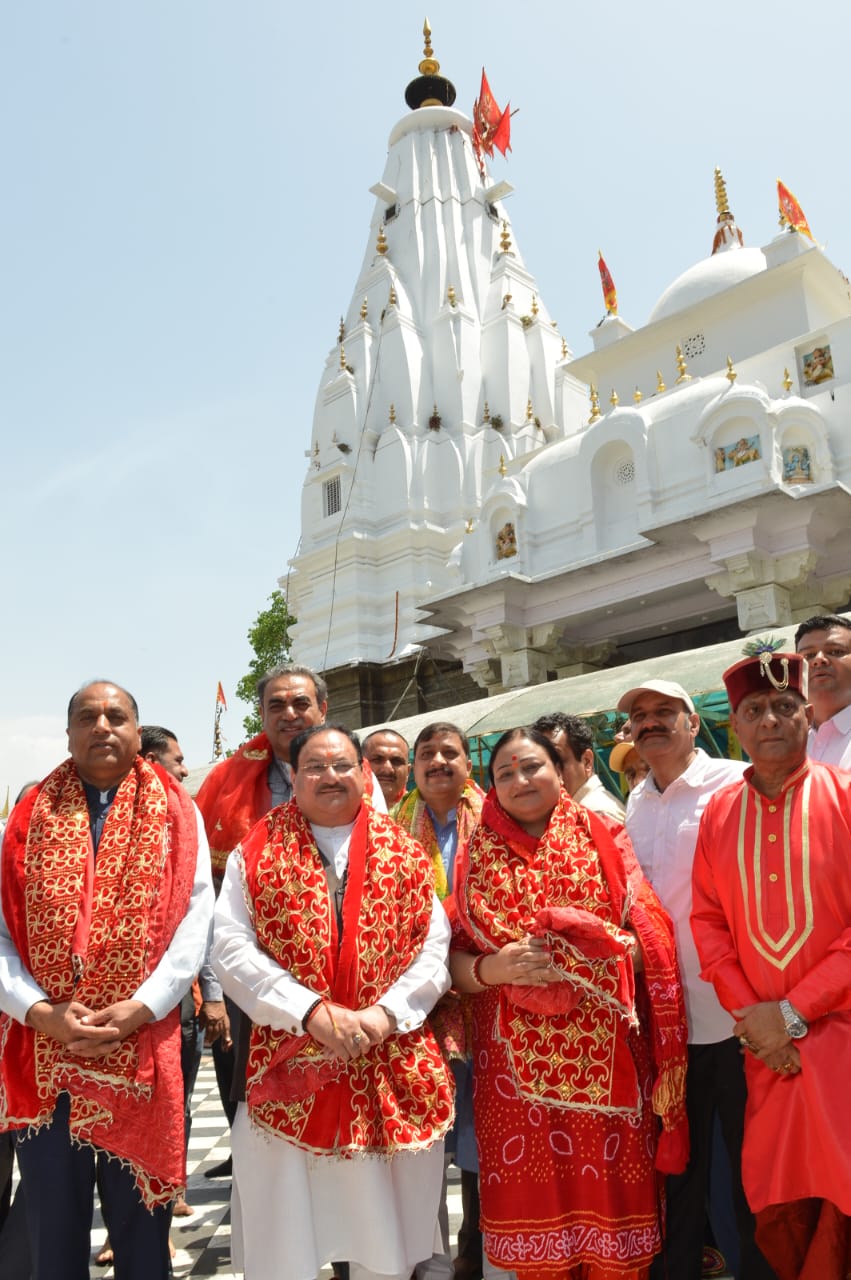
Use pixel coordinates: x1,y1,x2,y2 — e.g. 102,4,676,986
2,0,849,795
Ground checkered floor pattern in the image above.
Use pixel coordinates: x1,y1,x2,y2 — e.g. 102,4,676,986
42,1049,731,1279
87,1050,463,1278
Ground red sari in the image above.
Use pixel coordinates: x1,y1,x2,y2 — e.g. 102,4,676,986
455,790,688,1280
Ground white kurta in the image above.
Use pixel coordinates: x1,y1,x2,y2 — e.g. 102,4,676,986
212,822,451,1280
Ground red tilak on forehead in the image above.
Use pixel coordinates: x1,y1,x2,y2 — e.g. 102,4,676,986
511,754,518,764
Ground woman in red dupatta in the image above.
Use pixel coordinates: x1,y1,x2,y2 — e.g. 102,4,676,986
451,728,689,1280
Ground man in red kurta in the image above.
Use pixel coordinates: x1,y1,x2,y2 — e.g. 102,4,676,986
691,648,851,1280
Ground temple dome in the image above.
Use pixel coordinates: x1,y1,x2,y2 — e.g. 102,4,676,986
648,246,767,324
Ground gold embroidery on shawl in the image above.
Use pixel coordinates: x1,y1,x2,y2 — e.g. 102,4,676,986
737,776,814,970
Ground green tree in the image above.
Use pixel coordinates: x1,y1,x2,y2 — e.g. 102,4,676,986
235,590,296,738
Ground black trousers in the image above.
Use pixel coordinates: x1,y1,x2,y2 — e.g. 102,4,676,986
15,1093,170,1280
650,1038,776,1280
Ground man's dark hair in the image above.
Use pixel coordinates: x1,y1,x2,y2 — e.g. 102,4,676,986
139,725,179,757
290,723,362,772
413,721,470,758
67,681,139,727
487,727,563,787
256,663,328,709
531,712,594,761
794,613,851,647
362,728,410,754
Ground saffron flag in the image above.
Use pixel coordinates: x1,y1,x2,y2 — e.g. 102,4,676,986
473,69,512,162
777,180,813,240
216,682,228,711
598,252,618,315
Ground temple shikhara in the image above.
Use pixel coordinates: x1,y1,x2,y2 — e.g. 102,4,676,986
286,22,851,727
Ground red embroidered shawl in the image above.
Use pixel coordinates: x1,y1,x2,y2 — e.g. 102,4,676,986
0,757,198,1205
240,800,454,1155
197,731,382,879
456,789,689,1172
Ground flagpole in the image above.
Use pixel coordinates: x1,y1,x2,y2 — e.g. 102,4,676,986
212,682,228,761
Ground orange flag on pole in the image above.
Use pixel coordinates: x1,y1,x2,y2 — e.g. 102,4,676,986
216,682,228,711
473,69,512,163
598,252,618,315
777,180,813,239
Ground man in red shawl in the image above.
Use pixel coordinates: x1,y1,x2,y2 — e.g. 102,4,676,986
194,663,331,1172
211,724,454,1280
692,648,851,1280
0,680,213,1280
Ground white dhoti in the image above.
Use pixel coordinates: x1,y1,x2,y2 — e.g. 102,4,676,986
232,1104,446,1280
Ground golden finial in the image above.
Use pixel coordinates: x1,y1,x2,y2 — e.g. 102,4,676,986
377,226,388,256
447,284,456,307
498,454,507,477
726,356,737,384
389,403,396,424
588,385,601,424
419,17,440,75
561,336,568,359
656,370,666,394
389,283,397,306
783,367,793,392
338,316,345,343
482,400,491,424
465,517,474,534
675,345,692,384
714,167,730,218
633,386,642,403
500,220,512,253
501,293,512,310
526,398,533,421
360,297,368,321
531,294,539,316
609,388,619,407
339,343,346,371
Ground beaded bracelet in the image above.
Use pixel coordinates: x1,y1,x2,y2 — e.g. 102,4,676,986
471,954,492,990
302,997,323,1031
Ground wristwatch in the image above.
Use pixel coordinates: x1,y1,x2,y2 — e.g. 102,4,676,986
779,999,808,1040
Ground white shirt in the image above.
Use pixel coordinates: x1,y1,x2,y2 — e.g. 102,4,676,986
0,803,214,1024
625,749,746,1043
212,818,451,1038
807,703,851,769
574,773,626,823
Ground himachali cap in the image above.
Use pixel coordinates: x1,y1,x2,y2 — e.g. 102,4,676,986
616,679,696,716
609,740,639,773
723,651,808,711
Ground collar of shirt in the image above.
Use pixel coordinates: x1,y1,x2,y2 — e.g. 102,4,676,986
267,757,293,807
82,781,119,853
809,702,851,759
635,747,737,801
425,806,459,874
743,755,809,799
311,820,355,880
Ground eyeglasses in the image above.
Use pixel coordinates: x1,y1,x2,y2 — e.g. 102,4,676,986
300,761,361,779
